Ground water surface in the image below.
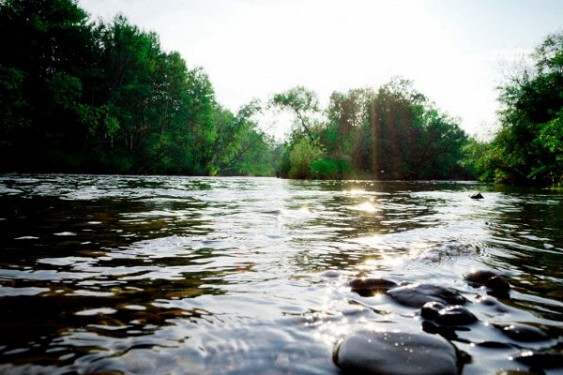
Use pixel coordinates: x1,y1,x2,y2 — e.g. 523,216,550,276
0,175,561,374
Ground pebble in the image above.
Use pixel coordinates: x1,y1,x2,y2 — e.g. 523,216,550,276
421,302,477,326
334,330,459,375
350,278,397,297
496,323,550,342
420,301,446,320
464,270,510,297
387,283,467,308
464,270,499,286
512,350,563,370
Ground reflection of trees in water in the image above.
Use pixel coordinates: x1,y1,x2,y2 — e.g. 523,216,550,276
0,192,228,365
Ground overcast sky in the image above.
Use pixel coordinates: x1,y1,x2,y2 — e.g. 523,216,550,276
78,0,563,140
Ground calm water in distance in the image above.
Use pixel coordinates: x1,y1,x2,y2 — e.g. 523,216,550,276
0,175,561,374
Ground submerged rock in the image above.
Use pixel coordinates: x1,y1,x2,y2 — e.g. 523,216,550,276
512,350,563,370
469,192,484,199
464,270,499,286
420,301,446,320
421,302,477,326
334,330,458,375
387,284,467,308
496,323,550,342
464,270,510,297
350,278,397,297
485,276,511,296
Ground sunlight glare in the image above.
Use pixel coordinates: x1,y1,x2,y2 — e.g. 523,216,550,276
350,201,378,213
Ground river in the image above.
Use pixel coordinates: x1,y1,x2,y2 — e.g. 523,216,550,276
0,175,561,374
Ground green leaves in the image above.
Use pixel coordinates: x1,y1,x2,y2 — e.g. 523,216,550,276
270,86,321,142
465,32,563,186
0,0,280,175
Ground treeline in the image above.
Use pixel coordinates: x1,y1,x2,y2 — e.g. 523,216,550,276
462,32,563,186
271,80,471,180
0,0,475,180
0,0,276,175
1,1,560,185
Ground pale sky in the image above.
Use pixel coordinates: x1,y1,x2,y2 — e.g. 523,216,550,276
78,0,563,140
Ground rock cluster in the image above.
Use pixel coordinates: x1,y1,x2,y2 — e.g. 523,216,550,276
334,269,562,374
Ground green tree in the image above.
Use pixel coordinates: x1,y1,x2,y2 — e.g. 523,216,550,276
210,100,276,176
464,32,563,185
0,0,100,170
270,86,321,142
324,88,371,177
288,137,324,179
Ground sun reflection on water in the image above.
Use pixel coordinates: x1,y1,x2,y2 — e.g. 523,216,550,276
350,201,378,213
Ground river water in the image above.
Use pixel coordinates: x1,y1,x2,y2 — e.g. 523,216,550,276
0,175,561,374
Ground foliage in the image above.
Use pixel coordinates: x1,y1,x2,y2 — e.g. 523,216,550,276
270,86,321,142
0,0,277,176
3,1,555,183
463,32,563,186
273,79,472,180
287,138,323,179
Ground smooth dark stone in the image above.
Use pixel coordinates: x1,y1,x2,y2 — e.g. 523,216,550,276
485,275,511,297
434,305,478,326
350,278,397,297
421,301,446,320
464,270,499,286
465,270,510,296
334,330,458,375
512,351,563,369
387,284,467,308
497,324,550,342
469,192,484,199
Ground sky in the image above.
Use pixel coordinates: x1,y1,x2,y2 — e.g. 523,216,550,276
78,0,563,140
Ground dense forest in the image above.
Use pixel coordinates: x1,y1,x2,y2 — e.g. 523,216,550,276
0,0,561,185
0,0,276,176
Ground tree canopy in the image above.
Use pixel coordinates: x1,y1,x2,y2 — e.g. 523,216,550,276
273,79,472,180
2,0,559,185
462,32,563,186
0,0,276,176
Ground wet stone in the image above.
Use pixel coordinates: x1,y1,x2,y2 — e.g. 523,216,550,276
387,284,467,308
334,330,458,375
497,324,550,342
421,302,477,326
469,192,484,199
464,270,499,286
350,278,397,297
421,320,458,340
512,350,563,370
421,301,446,320
486,276,511,297
465,270,510,297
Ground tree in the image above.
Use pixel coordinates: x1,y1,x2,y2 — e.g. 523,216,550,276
270,86,321,142
464,32,563,186
211,100,276,176
324,88,371,177
0,0,100,170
